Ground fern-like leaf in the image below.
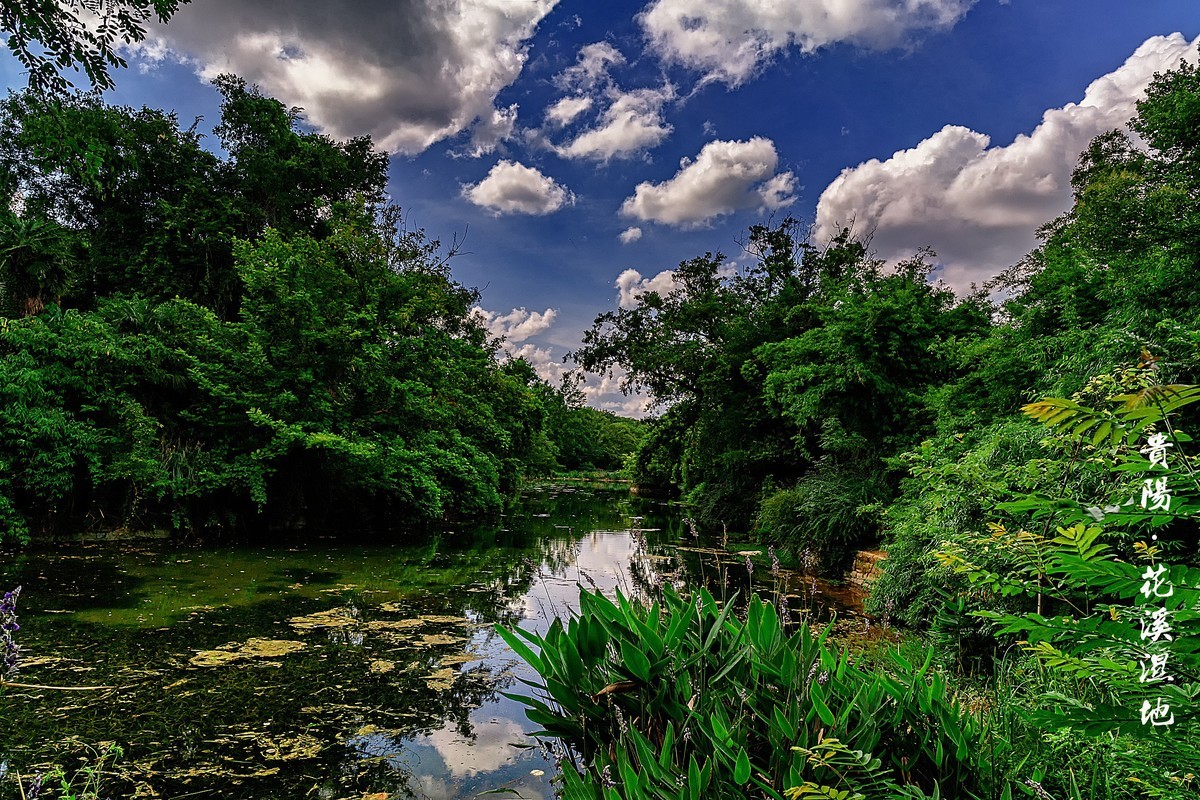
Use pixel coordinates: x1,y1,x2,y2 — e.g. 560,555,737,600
1113,384,1200,417
1021,398,1126,446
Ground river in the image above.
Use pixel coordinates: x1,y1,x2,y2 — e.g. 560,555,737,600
0,482,843,800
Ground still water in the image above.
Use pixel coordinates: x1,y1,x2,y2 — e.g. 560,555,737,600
0,483,837,800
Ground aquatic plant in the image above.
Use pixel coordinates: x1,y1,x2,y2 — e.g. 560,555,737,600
499,585,989,799
1,586,20,678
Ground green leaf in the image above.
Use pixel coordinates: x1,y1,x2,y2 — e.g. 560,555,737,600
734,747,751,785
620,640,651,683
495,624,543,673
811,692,835,727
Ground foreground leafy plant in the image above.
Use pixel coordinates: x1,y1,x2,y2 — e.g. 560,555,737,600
499,586,991,799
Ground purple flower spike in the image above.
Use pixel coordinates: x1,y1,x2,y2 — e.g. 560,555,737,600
1,585,22,677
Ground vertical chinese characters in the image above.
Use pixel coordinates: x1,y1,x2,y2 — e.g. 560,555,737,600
1137,433,1176,728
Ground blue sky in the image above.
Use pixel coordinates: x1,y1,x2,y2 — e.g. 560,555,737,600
4,1,1200,414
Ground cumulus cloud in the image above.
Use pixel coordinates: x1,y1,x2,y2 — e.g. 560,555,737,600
463,161,575,215
471,308,576,397
584,367,657,418
468,290,656,419
621,137,797,226
544,95,594,127
540,41,675,161
814,32,1200,290
640,0,975,86
135,0,556,154
555,85,675,161
618,226,643,244
616,268,678,308
471,306,558,342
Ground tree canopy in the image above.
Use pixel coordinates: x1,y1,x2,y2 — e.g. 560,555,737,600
0,79,618,541
1,0,189,95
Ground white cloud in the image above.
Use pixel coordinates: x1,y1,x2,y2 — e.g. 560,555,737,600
553,41,625,92
465,104,518,157
470,309,575,394
640,0,975,86
541,42,675,162
472,298,654,417
616,268,677,308
135,0,557,155
544,96,594,127
583,367,656,418
555,85,675,161
471,306,558,343
618,226,643,244
620,137,797,226
463,161,575,215
814,32,1200,290
507,343,572,385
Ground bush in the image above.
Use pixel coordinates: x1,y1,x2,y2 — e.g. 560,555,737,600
758,463,886,575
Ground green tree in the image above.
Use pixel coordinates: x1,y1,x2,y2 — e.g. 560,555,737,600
578,220,990,566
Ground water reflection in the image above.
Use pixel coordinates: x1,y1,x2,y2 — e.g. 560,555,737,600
0,486,671,799
0,484,842,799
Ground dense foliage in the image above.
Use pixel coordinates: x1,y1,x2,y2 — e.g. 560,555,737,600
534,373,643,473
501,586,990,799
576,219,991,571
0,81,627,542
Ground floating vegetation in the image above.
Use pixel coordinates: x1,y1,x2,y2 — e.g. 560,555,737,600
188,638,306,667
287,607,360,630
0,487,723,800
363,619,424,632
437,653,476,668
259,734,323,762
415,633,465,647
423,667,457,691
414,614,468,625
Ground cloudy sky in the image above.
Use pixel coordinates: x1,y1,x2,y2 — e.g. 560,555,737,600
3,1,1199,414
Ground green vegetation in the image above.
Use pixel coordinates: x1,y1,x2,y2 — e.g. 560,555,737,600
500,587,989,799
502,386,1200,796
534,374,643,474
576,215,992,571
577,60,1200,583
0,80,637,543
4,11,1200,794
